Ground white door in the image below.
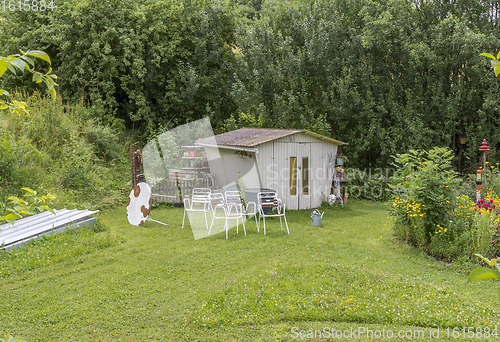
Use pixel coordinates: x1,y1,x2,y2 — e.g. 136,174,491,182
279,142,311,210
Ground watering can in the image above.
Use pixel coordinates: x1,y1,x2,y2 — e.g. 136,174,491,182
311,209,324,227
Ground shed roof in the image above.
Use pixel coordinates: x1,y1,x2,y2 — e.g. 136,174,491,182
197,128,347,148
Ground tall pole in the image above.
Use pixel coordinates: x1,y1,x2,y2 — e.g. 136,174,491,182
476,170,482,202
479,139,490,187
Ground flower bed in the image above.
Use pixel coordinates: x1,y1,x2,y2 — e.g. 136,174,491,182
389,147,500,260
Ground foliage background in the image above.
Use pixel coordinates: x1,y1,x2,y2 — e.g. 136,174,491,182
1,0,500,168
0,92,131,216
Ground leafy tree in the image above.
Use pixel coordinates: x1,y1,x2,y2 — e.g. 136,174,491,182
2,0,500,168
229,0,500,167
0,0,238,139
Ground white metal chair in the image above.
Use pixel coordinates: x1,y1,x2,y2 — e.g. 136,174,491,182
225,191,259,231
208,193,246,239
257,192,289,235
182,188,211,229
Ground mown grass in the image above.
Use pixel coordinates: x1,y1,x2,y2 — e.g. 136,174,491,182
0,200,498,341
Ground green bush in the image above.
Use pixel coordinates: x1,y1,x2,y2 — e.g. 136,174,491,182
428,217,472,260
0,127,42,188
390,147,500,261
1,92,130,210
345,168,392,201
390,147,460,247
0,0,238,139
82,120,120,162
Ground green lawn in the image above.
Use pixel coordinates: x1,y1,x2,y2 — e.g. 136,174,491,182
1,200,499,341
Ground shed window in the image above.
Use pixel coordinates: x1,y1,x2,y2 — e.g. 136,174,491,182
302,157,309,195
290,157,297,195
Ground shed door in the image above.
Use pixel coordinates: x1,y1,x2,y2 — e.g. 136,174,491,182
282,142,311,210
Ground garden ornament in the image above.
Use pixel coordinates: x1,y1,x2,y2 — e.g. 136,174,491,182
127,182,168,226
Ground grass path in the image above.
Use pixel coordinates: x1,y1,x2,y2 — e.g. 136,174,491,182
1,200,498,341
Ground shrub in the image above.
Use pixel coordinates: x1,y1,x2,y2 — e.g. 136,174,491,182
345,168,392,201
0,127,42,188
390,147,460,247
0,0,238,139
0,188,55,224
82,120,121,162
1,92,130,210
388,147,500,260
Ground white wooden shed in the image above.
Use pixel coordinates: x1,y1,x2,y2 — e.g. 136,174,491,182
197,128,347,210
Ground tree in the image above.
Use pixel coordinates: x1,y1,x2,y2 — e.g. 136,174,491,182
0,0,237,139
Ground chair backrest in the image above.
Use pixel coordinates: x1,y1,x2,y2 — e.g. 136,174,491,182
225,191,244,207
193,188,211,196
192,188,211,203
209,193,225,208
257,192,279,208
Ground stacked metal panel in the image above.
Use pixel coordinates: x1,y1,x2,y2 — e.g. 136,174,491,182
0,209,99,250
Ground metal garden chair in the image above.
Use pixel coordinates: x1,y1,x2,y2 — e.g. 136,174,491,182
208,193,246,239
257,192,289,235
182,188,211,229
224,190,258,231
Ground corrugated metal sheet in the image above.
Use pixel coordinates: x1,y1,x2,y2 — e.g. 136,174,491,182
0,209,99,250
197,128,347,148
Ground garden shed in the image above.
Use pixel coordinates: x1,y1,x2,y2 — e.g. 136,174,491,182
197,128,347,210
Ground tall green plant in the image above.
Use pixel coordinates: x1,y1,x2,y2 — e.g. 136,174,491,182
390,147,460,246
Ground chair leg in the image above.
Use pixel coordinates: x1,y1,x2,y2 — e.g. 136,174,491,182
208,215,216,236
263,216,266,235
182,210,186,228
225,218,229,239
204,210,208,230
279,216,283,231
242,215,247,236
284,215,290,235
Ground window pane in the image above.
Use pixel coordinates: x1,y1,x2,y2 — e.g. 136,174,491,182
302,157,309,195
290,157,297,196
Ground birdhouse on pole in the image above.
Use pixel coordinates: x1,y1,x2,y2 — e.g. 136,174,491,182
478,139,490,174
